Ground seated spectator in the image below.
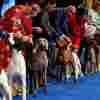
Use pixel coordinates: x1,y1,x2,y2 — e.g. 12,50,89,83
66,5,81,53
87,1,100,72
48,4,71,43
32,3,48,42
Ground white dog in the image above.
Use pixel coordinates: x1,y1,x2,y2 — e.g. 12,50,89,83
7,32,26,100
64,52,83,81
0,70,12,100
72,52,83,80
0,38,12,100
56,42,83,81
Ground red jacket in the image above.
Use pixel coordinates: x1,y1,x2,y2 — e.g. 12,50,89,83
68,15,81,48
72,25,81,48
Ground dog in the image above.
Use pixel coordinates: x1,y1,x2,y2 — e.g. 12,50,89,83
0,70,12,100
72,52,83,80
7,32,26,100
32,37,48,95
0,38,12,100
56,40,82,82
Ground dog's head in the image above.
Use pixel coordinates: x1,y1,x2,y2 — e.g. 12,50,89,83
35,38,48,50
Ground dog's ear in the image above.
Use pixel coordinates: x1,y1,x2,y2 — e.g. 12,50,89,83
8,33,15,45
45,40,48,50
68,42,72,48
56,39,67,48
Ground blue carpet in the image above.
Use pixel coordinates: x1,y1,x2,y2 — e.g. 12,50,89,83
14,73,100,100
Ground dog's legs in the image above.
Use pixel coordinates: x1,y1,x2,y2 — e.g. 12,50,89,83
22,75,26,100
0,70,12,100
0,86,6,100
2,97,6,100
2,96,10,100
43,67,48,95
2,82,12,100
8,75,13,100
18,50,26,100
57,65,62,80
64,64,71,80
0,85,12,100
72,52,82,81
32,71,39,96
6,86,12,100
72,52,78,81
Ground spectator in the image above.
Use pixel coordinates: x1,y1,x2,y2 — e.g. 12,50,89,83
66,5,81,53
77,7,89,74
32,3,48,41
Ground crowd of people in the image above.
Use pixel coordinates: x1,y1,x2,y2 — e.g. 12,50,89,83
48,0,100,80
0,0,100,99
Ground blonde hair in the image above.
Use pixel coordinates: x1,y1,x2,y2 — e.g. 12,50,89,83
48,0,56,8
82,0,97,9
48,0,56,5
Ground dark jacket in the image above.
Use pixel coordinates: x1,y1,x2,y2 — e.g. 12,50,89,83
49,8,69,40
32,15,48,42
47,8,70,48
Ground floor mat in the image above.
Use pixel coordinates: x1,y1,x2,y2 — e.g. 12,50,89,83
14,73,100,100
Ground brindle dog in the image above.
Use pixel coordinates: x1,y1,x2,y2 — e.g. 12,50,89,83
56,39,82,82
